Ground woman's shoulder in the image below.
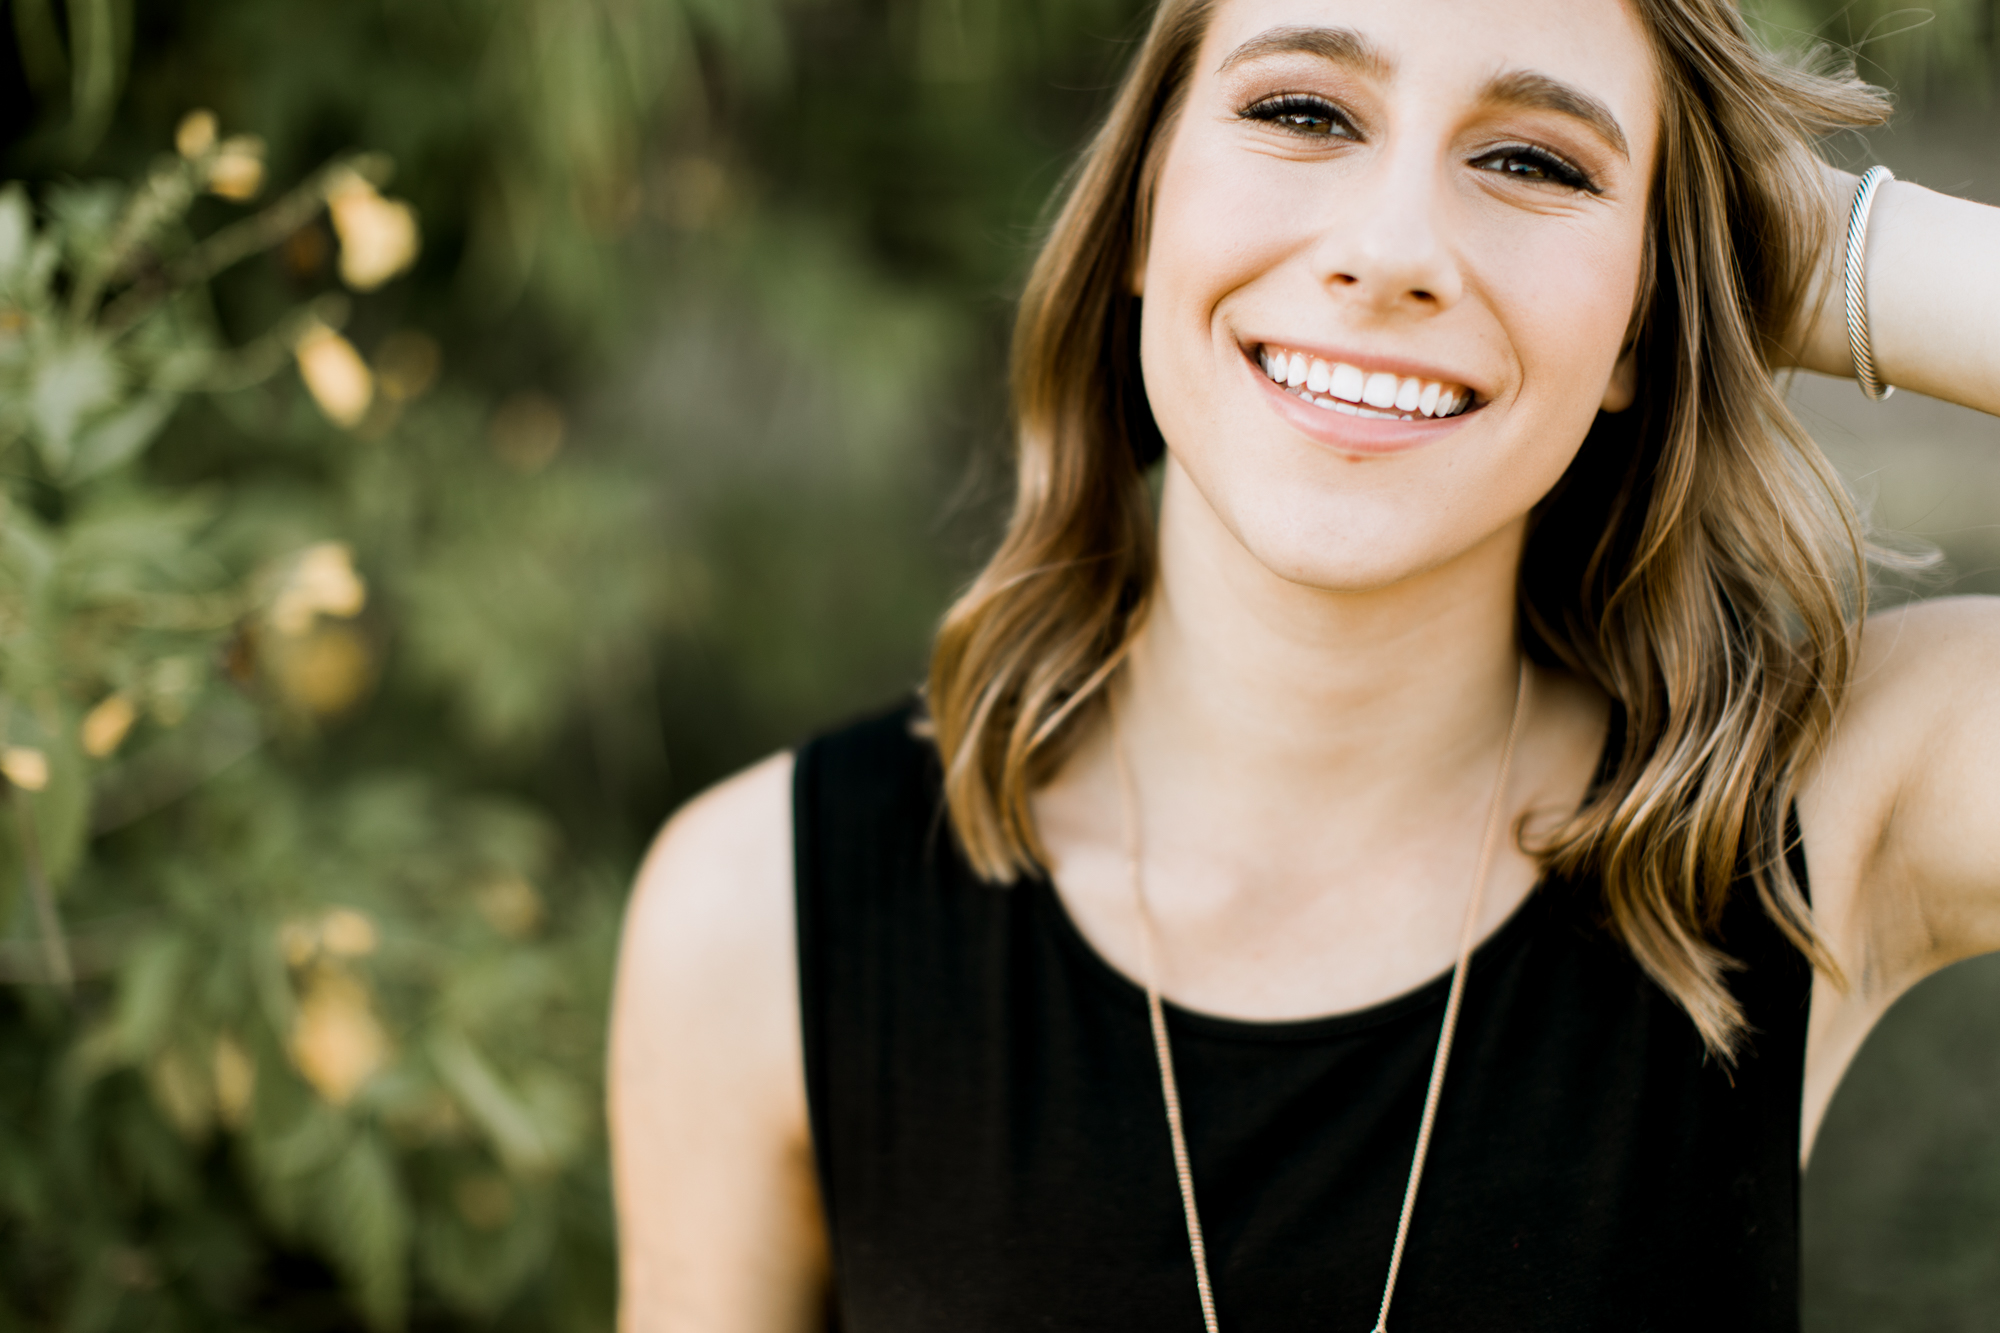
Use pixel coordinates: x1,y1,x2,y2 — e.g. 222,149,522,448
1801,595,2000,992
618,749,798,1055
1826,595,2000,777
621,698,932,973
634,746,795,904
1856,594,2000,688
1807,594,2000,820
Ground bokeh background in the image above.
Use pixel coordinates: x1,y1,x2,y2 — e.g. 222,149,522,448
0,0,1992,1328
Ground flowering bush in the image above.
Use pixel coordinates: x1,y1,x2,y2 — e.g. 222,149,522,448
0,119,647,1330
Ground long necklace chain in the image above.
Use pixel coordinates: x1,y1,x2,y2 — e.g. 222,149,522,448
1108,660,1530,1333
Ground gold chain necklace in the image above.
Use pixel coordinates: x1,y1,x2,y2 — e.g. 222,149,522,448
1107,660,1529,1333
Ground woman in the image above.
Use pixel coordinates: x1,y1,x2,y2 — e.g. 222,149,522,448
611,0,2000,1327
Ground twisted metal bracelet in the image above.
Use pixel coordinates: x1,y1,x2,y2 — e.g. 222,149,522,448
1843,165,1896,401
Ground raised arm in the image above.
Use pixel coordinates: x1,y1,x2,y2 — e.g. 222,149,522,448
1784,165,2000,418
1788,168,2000,1155
609,753,830,1332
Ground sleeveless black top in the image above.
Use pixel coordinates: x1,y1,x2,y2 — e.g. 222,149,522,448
794,704,1812,1331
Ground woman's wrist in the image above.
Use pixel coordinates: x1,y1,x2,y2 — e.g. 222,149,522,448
1780,163,1863,379
1788,162,2000,416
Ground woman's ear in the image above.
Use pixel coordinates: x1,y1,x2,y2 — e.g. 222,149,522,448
1601,345,1638,413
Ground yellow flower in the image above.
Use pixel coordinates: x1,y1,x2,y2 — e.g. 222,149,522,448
289,968,389,1105
1,746,49,791
319,907,379,957
213,1034,256,1128
477,874,544,939
81,693,138,758
175,109,217,159
207,135,266,201
327,170,420,292
295,324,374,428
268,623,374,718
270,541,367,635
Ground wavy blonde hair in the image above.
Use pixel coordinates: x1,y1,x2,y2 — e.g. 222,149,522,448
927,0,1892,1056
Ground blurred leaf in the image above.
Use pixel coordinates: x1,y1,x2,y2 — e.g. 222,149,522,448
428,1029,558,1177
0,185,33,287
44,182,120,258
320,1132,411,1331
28,338,121,475
113,932,191,1062
417,1171,554,1316
63,0,134,160
69,392,176,480
9,0,69,109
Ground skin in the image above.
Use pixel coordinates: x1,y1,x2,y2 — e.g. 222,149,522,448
608,0,2000,1327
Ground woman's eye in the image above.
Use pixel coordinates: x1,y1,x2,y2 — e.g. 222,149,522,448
1473,146,1599,194
1241,95,1355,139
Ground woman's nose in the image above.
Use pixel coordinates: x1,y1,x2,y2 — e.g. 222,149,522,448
1309,149,1464,318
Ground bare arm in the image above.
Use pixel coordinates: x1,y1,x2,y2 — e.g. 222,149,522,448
609,752,829,1332
1783,167,2000,1152
1801,602,2000,1156
1784,165,2000,418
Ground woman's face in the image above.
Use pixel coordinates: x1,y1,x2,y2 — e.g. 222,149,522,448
1138,0,1659,593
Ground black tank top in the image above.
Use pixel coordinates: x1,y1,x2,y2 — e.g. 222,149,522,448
794,703,1811,1331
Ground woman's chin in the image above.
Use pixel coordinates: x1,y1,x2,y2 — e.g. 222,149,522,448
1221,512,1512,598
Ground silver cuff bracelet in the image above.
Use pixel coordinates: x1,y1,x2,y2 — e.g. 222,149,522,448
1843,164,1895,401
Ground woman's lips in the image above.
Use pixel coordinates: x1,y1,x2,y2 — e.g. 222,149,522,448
1256,343,1476,419
1244,342,1484,456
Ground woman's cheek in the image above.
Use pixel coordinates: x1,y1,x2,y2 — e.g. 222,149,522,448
1147,132,1312,305
1492,231,1641,412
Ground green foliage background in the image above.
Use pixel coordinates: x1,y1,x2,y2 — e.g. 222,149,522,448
0,0,1992,1328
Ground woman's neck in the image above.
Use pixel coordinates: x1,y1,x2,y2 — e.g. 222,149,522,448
1124,459,1529,809
1031,462,1607,1020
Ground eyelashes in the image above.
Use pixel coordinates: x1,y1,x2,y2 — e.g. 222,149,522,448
1468,144,1601,194
1236,93,1603,195
1240,93,1357,139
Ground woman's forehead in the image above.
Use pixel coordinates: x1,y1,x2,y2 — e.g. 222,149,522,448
1195,0,1660,150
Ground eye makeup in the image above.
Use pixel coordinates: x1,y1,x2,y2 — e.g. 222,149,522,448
1237,89,1604,195
1469,142,1602,193
1238,92,1358,139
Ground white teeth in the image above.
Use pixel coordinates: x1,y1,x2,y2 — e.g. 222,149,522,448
1259,346,1472,421
1362,372,1399,408
1330,362,1365,402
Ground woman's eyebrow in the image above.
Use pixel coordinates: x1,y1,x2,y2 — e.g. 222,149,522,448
1477,70,1630,160
1216,31,1629,163
1217,25,1392,80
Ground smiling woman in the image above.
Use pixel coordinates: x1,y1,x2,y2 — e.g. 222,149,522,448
609,0,2000,1330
